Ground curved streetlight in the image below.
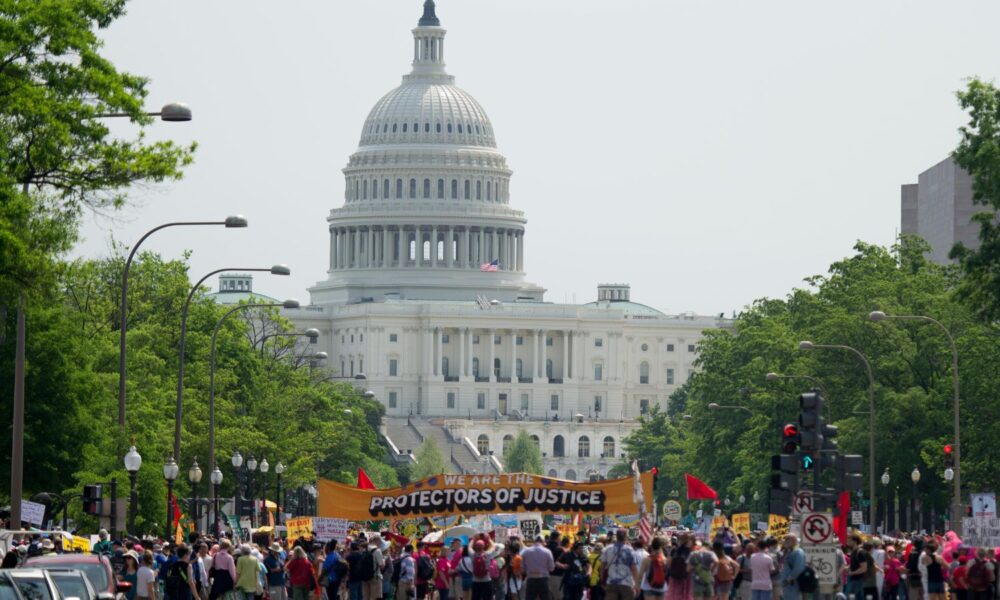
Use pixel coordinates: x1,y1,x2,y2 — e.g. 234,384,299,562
118,216,249,429
173,264,291,462
124,446,142,534
800,340,877,528
870,310,962,532
95,101,193,122
707,402,754,415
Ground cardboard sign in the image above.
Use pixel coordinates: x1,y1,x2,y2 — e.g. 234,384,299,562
663,501,683,522
731,513,750,536
313,517,350,541
963,517,1000,548
286,517,314,545
317,472,654,521
971,494,997,518
519,516,541,540
768,514,789,538
21,500,45,526
710,516,728,538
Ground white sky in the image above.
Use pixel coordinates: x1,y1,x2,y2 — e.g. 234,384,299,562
75,0,1000,316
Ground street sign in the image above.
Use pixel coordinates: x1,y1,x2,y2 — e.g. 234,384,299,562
804,544,841,587
793,491,813,516
802,512,834,545
851,511,864,525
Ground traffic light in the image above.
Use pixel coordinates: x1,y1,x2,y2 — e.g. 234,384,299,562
782,423,800,454
945,444,954,468
83,484,102,516
836,454,864,492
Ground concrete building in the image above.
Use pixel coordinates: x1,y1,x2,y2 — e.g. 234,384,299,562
285,1,729,480
901,157,978,264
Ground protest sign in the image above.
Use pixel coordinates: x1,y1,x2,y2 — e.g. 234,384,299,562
964,517,1000,548
731,513,750,536
313,517,350,541
286,517,313,545
768,514,789,538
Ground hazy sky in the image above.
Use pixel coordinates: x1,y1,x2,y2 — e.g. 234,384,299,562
75,0,1000,315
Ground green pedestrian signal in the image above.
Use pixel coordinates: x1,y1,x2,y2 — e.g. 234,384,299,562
802,455,814,470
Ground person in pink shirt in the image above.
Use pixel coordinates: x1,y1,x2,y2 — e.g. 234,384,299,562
448,539,464,600
436,550,454,600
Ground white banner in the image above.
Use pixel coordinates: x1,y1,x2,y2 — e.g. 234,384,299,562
21,500,45,526
963,517,1000,548
313,517,350,541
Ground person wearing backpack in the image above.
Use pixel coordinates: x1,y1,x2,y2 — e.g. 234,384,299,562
688,541,718,600
396,546,416,600
555,542,590,600
967,549,994,600
712,542,738,600
589,543,605,600
777,535,806,600
320,541,348,600
414,542,436,600
600,530,639,600
466,540,496,600
904,539,925,600
665,533,693,600
637,537,668,600
165,545,198,600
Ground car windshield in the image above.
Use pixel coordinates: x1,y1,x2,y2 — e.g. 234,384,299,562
0,579,21,600
11,578,52,600
33,564,108,592
50,574,90,600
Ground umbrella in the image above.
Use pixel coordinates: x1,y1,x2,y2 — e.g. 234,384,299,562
442,525,477,546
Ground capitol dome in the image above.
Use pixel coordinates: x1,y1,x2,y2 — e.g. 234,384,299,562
310,0,545,305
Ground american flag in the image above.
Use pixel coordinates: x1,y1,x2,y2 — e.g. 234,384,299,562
638,511,652,544
480,259,499,272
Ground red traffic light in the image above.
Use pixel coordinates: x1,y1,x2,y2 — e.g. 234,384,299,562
944,444,953,455
651,467,659,475
784,424,799,437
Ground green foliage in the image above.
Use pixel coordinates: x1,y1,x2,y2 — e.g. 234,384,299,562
411,438,448,480
620,236,1000,518
949,78,1000,321
502,430,543,474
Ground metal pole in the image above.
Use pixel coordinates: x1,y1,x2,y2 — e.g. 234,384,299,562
276,474,282,525
214,483,221,538
9,295,25,528
110,478,118,542
166,480,174,541
192,482,198,535
128,472,138,534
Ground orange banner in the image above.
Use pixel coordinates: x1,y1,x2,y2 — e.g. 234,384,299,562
317,471,654,521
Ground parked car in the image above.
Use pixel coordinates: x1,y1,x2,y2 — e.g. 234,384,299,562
21,556,126,600
6,569,61,600
41,569,111,600
0,572,29,600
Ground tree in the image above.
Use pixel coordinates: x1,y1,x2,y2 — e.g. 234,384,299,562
949,78,1000,321
411,438,447,480
503,430,543,474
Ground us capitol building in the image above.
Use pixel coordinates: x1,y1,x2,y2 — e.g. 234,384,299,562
280,1,729,481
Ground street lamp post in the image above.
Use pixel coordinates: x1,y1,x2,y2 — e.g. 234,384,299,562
207,300,299,520
275,462,285,525
707,402,754,416
118,216,248,430
912,467,922,533
881,469,890,534
870,310,962,532
124,446,142,534
188,458,202,534
259,458,270,526
231,451,244,521
173,264,290,463
246,455,258,527
210,466,223,538
163,456,179,540
799,341,877,529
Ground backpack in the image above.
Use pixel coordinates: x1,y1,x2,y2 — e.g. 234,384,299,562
692,552,713,587
391,558,404,586
668,549,689,580
357,550,377,582
488,558,500,580
417,555,436,581
797,565,819,593
647,554,667,588
906,552,922,582
607,546,632,583
968,561,990,591
716,558,737,583
164,561,188,597
472,554,490,579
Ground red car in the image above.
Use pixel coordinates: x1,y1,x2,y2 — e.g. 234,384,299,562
23,555,130,600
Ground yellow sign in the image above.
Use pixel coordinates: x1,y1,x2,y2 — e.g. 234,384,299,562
62,533,91,552
317,472,654,521
731,513,750,536
768,514,789,538
710,516,728,538
174,523,184,546
556,524,579,543
286,517,313,545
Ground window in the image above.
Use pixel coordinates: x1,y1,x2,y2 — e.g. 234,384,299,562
341,335,345,343
550,394,559,411
390,333,398,342
351,334,354,343
423,179,431,198
594,364,603,381
666,368,675,385
402,123,408,132
520,393,529,413
458,123,464,133
441,357,449,377
688,344,696,353
396,179,403,199
516,336,524,345
451,179,458,199
472,358,480,378
436,123,442,133
359,359,363,374
502,434,513,455
424,122,430,133
371,179,377,198
476,180,482,200
437,179,444,199
472,335,480,344
545,359,553,379
493,358,501,378
531,435,540,449
516,359,523,378
640,399,650,415
548,469,558,478
464,180,471,199
447,392,456,409
447,123,453,133
494,335,501,345
383,178,390,199
360,333,364,342
603,436,615,458
639,361,650,384
666,344,675,352
389,392,397,408
578,436,590,458
409,179,417,198
442,334,450,343
341,360,345,374
477,392,486,409
594,395,602,414
546,337,553,346
392,123,397,133
487,181,492,201
389,359,398,377
350,360,355,376
477,434,490,455
595,338,603,347
641,343,648,352
553,435,565,458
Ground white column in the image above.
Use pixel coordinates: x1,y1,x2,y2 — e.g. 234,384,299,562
353,229,360,269
398,227,406,267
435,327,442,376
563,331,570,381
425,327,434,376
540,330,548,380
530,330,538,378
445,227,454,267
431,226,438,268
330,229,337,271
576,331,586,381
510,328,517,380
506,232,513,270
466,328,474,378
478,230,486,265
488,328,496,382
415,228,423,268
458,327,466,378
462,228,470,268
382,228,390,267
492,230,499,264
517,232,524,272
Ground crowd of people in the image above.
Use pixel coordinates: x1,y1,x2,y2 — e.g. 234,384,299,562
4,525,1000,600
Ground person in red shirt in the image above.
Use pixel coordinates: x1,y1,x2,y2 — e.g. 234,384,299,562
883,546,904,600
286,546,319,600
951,556,970,600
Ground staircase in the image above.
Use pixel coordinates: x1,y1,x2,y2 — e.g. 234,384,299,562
382,416,499,474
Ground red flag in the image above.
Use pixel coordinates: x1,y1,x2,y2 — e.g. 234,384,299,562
357,467,377,490
170,493,183,527
832,491,850,544
685,473,718,500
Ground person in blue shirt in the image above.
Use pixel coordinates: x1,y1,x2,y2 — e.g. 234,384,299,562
320,540,348,600
778,535,806,600
265,544,287,600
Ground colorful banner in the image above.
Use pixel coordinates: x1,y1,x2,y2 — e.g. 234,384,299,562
768,514,789,538
62,533,91,552
731,513,750,536
286,517,313,545
317,471,654,521
610,514,642,528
